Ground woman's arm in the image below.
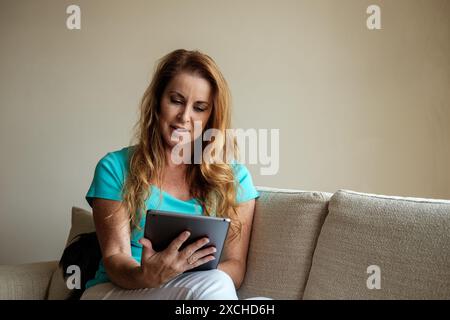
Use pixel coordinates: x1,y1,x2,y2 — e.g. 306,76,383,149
218,199,256,289
92,198,146,289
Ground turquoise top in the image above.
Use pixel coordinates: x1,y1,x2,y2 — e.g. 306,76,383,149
84,146,259,288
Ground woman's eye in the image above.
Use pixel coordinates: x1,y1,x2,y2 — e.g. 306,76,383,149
194,106,206,112
171,99,182,105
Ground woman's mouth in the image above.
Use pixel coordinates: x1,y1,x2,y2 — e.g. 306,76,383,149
170,125,190,133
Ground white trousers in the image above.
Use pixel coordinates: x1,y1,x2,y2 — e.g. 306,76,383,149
81,269,239,300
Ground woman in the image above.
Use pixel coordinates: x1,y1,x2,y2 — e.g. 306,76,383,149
81,49,259,300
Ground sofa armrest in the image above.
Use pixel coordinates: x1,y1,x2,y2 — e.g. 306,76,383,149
0,261,58,300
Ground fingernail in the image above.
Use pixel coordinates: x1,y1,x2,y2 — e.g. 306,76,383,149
212,247,216,252
185,231,191,237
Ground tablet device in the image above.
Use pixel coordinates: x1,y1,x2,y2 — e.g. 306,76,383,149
144,209,231,271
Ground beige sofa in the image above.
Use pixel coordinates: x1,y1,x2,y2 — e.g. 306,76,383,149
1,187,449,300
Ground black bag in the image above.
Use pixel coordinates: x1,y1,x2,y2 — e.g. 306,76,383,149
59,232,102,300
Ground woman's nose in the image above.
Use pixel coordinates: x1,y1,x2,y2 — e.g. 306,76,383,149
177,105,191,123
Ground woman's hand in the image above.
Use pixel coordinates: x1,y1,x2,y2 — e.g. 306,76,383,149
138,231,216,287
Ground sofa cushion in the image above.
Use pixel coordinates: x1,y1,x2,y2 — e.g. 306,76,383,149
0,261,58,300
303,189,450,299
237,187,332,300
47,207,95,300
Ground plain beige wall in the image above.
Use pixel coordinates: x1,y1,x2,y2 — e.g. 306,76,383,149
0,0,449,264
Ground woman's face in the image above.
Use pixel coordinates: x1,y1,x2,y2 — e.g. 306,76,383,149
159,72,213,150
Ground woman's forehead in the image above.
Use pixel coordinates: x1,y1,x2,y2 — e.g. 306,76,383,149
166,73,212,103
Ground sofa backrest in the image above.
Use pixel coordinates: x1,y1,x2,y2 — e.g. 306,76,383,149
303,189,450,299
237,187,332,299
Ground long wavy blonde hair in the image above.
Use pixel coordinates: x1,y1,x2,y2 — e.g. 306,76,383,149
122,49,242,238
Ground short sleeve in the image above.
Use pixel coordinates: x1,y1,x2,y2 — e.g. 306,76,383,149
233,163,260,204
85,152,125,207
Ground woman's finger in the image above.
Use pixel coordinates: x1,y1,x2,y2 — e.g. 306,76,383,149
180,237,210,259
190,246,217,261
186,255,216,270
139,237,156,261
185,246,216,266
167,231,191,252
